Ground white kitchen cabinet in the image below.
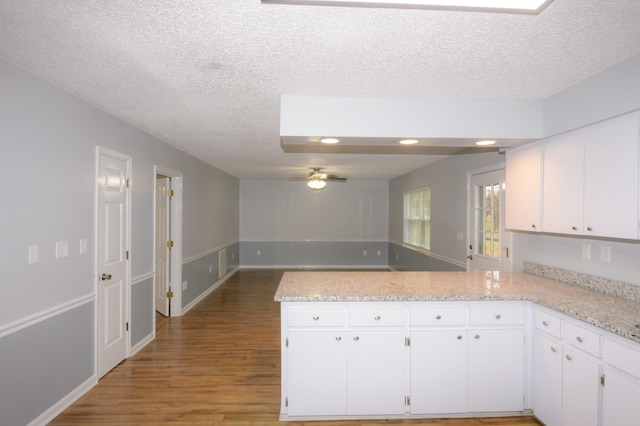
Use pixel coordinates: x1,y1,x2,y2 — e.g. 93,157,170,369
561,346,600,426
410,330,467,414
347,330,407,415
543,113,639,239
601,337,640,426
532,332,562,426
467,328,525,413
286,330,347,416
505,142,543,232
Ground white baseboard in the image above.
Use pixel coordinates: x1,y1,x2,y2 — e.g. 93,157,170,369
131,331,155,356
182,267,239,314
28,374,97,426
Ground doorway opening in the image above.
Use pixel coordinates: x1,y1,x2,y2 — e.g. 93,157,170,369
154,167,183,324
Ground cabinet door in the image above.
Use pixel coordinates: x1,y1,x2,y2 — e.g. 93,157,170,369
467,329,524,413
347,330,407,415
562,347,599,426
532,332,562,426
601,367,640,426
410,330,467,414
583,115,639,239
287,330,347,416
505,143,543,232
543,133,584,235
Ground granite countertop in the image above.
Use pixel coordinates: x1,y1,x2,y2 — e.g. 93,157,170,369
274,270,640,344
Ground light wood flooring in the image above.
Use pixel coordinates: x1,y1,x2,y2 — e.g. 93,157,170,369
51,269,541,426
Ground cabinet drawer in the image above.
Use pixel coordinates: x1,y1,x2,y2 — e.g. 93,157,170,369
469,306,525,326
534,308,563,338
410,306,467,326
605,338,640,379
288,307,347,327
349,306,406,326
564,321,602,357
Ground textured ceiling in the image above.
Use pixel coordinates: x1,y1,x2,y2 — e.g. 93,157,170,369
1,0,640,180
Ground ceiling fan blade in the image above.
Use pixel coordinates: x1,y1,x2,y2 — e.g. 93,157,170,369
326,176,347,182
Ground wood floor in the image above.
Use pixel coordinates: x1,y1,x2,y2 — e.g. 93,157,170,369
51,270,541,426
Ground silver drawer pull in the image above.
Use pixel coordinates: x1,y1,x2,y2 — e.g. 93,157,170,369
353,336,360,341
550,346,557,353
435,315,442,320
565,354,572,361
474,334,480,339
335,336,342,341
374,315,381,320
576,336,583,343
312,316,319,321
457,335,463,340
495,314,502,320
542,320,548,326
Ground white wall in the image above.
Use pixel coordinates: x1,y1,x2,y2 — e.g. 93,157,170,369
240,179,388,242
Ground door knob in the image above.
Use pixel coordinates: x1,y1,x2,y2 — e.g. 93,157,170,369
101,273,112,281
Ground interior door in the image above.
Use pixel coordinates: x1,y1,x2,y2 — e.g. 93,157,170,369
469,169,511,271
97,147,130,378
155,176,171,317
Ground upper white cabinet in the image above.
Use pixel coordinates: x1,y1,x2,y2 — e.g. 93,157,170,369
543,113,640,239
505,142,543,232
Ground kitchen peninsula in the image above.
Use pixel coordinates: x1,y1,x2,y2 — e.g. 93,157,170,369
275,268,640,424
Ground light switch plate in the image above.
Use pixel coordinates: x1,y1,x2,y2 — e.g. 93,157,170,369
80,238,88,255
56,241,69,259
29,245,39,264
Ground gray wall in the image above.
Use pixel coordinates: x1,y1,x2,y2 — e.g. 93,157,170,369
0,58,239,424
240,179,388,267
389,152,504,270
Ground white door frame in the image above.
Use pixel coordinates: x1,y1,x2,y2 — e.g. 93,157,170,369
95,146,131,377
153,166,183,318
466,163,512,272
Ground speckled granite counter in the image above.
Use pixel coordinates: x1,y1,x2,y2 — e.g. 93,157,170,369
274,270,640,344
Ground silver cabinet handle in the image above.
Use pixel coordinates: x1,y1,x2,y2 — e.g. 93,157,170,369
576,336,583,343
374,315,381,321
474,334,480,339
457,335,463,340
335,336,342,341
435,315,442,320
495,314,502,320
565,354,572,361
542,320,548,326
312,316,319,320
101,273,112,281
550,346,557,353
353,336,360,341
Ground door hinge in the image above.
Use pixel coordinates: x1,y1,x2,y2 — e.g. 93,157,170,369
126,322,129,331
167,240,174,248
167,288,174,299
285,397,288,407
405,337,411,346
405,395,411,406
285,337,289,348
126,178,131,188
167,189,174,197
601,374,605,386
126,250,129,260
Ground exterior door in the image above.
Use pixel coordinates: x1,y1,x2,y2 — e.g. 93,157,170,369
97,147,130,378
469,169,511,271
155,176,171,317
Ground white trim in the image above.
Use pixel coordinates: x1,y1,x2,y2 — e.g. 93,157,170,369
240,264,390,270
27,374,97,426
239,239,388,243
182,241,239,264
0,294,95,338
428,252,467,269
132,271,154,285
130,331,155,357
181,267,240,314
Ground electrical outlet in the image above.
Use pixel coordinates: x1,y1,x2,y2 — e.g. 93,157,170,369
456,231,464,241
79,238,88,255
28,245,39,264
362,250,367,256
182,280,188,290
377,250,381,256
600,246,611,263
55,241,69,259
257,250,261,256
582,244,591,260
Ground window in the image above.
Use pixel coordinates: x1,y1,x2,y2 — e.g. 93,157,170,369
403,187,431,251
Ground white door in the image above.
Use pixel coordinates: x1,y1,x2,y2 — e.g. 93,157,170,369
155,176,171,317
469,169,511,271
97,147,130,378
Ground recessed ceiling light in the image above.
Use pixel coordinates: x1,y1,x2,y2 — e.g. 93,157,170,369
399,139,419,145
262,0,553,14
476,140,496,146
320,137,340,144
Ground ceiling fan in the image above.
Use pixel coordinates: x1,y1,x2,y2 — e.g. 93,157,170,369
287,167,347,190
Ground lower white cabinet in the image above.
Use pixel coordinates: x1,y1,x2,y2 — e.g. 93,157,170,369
532,332,562,426
561,346,600,426
601,337,640,426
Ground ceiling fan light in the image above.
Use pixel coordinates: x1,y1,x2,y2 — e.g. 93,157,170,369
320,137,340,144
307,179,327,190
476,140,496,146
399,139,419,145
